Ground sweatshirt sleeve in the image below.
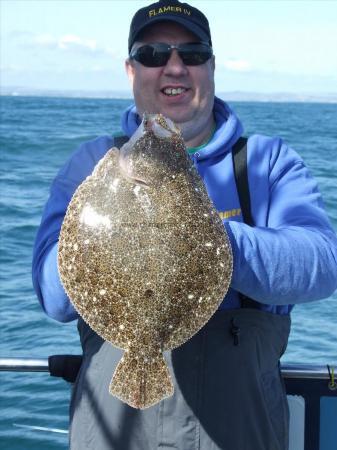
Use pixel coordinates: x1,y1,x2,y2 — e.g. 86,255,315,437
225,137,337,305
32,136,113,322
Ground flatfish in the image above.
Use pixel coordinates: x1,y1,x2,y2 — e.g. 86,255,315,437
58,114,233,409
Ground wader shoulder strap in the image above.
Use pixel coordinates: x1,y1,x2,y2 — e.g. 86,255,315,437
113,135,129,148
232,137,254,226
232,137,260,309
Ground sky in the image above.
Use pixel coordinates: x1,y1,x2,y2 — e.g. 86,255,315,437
1,0,337,96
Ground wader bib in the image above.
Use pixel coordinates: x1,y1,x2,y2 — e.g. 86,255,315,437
70,310,290,450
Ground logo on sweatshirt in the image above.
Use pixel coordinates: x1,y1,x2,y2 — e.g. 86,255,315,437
218,209,242,220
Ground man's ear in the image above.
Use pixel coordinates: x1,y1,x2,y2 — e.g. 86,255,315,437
125,59,135,85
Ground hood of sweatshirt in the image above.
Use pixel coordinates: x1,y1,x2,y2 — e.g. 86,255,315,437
121,96,243,161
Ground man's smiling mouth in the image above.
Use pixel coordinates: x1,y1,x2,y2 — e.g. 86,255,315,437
162,87,188,96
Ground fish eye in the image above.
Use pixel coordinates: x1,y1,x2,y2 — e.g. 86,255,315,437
144,289,154,298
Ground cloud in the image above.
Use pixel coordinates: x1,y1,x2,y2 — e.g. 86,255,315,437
218,59,252,72
7,30,35,40
31,33,98,53
30,33,56,48
59,34,97,51
10,31,122,58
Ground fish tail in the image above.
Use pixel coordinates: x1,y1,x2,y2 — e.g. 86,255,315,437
109,350,174,409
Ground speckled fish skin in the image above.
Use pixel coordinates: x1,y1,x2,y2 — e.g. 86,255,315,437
58,114,233,409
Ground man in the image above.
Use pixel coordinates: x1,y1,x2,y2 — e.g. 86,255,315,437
32,1,337,449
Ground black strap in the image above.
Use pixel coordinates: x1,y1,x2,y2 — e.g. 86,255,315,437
232,137,254,226
232,137,260,309
113,135,129,148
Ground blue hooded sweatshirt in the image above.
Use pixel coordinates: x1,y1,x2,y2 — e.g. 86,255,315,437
32,97,337,323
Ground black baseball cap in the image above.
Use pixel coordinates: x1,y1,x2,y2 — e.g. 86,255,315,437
128,0,212,53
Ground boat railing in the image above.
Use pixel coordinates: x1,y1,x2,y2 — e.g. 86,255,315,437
0,357,49,372
0,356,335,384
1,356,336,450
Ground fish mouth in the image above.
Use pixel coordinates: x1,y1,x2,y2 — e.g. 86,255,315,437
161,86,189,97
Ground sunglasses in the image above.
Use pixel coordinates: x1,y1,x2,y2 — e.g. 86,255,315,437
129,42,213,67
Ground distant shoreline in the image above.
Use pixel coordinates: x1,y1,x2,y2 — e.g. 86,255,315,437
1,88,337,104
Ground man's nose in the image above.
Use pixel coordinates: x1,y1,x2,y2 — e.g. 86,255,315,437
163,49,188,76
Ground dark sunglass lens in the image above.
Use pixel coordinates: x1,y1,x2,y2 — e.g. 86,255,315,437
134,45,170,67
179,44,212,66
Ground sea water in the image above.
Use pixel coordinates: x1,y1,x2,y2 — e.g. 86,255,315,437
1,95,336,449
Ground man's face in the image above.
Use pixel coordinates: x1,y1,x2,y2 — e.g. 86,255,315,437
125,22,215,145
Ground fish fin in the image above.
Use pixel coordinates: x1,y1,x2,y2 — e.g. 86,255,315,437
109,350,174,409
118,148,150,187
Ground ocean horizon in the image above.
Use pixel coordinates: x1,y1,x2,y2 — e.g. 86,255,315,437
1,87,337,104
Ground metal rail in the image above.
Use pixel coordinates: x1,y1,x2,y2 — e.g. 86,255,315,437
0,357,334,380
281,364,331,380
0,357,49,372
